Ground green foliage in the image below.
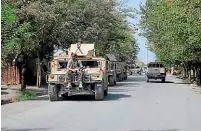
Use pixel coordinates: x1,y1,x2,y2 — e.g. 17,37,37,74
2,0,138,63
140,0,201,66
16,91,37,101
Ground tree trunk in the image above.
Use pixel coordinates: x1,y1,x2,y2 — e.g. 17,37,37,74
199,64,201,85
21,63,27,91
36,58,42,88
184,67,187,78
192,67,195,78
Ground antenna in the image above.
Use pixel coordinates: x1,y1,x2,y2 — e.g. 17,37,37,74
75,39,84,54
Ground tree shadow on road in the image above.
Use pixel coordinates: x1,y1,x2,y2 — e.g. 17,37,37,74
28,92,132,101
104,93,132,101
1,128,50,131
109,88,136,92
116,82,140,87
147,81,174,83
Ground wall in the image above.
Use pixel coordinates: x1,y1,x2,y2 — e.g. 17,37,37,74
1,64,20,85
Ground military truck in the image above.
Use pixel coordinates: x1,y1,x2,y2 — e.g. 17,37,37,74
106,54,117,86
47,43,108,101
113,54,127,81
122,62,128,80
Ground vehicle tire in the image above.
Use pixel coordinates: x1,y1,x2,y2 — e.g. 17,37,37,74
114,81,117,85
108,76,115,86
104,88,108,96
95,83,104,100
125,76,127,80
161,78,165,83
48,84,59,101
119,76,123,81
146,77,149,83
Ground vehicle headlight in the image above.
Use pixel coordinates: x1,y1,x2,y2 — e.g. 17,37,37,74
92,73,100,78
49,74,54,79
59,75,65,82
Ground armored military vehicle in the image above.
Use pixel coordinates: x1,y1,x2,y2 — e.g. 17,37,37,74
146,62,166,82
106,54,117,86
113,54,127,81
47,43,108,101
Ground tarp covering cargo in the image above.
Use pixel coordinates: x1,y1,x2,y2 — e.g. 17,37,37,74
106,54,117,61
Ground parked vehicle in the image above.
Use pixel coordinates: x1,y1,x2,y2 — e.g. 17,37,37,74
146,62,166,83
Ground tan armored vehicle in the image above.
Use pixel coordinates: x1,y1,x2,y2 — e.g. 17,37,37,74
113,54,127,81
146,62,166,83
47,43,108,101
106,54,117,86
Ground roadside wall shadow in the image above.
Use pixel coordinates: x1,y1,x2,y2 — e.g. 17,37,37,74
1,91,9,95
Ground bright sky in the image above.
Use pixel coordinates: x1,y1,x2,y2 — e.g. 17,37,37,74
126,0,156,64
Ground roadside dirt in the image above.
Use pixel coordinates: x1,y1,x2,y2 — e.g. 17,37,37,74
1,85,48,105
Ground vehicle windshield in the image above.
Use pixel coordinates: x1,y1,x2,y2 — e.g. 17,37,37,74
148,63,164,68
131,65,135,69
59,61,68,69
135,66,140,69
82,61,99,68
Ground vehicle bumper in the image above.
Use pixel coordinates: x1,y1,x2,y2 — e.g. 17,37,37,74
147,74,166,79
59,82,103,96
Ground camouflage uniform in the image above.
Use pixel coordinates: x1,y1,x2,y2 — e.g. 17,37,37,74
66,59,83,88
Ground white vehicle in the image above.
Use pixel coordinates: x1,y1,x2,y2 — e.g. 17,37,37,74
146,62,166,83
130,65,141,75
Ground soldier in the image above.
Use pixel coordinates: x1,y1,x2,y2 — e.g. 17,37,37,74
66,53,84,89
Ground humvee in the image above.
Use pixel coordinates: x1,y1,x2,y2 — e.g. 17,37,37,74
146,62,166,83
47,43,108,101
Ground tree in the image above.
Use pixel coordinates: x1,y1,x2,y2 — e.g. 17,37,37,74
2,0,139,88
140,0,201,84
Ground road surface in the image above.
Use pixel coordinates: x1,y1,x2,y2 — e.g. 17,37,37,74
2,75,201,131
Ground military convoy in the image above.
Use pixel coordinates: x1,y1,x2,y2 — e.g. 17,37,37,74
46,42,129,101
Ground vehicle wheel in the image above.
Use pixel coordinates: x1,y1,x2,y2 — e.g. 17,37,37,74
48,84,59,101
95,83,104,100
146,77,149,83
104,88,108,96
125,76,127,80
161,78,165,83
114,81,117,85
108,76,115,86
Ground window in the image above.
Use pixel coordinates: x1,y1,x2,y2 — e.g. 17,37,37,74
82,61,99,68
148,63,164,68
59,61,68,69
131,65,135,69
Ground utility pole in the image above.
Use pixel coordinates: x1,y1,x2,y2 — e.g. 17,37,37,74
145,41,149,65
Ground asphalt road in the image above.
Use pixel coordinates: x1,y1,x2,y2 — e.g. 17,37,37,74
2,75,201,131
